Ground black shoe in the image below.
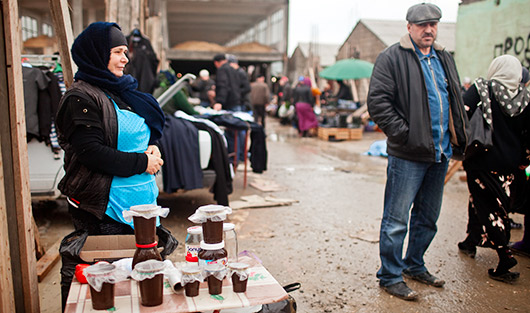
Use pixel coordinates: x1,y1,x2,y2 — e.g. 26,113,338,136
458,240,477,258
381,282,418,301
488,269,520,283
403,270,445,287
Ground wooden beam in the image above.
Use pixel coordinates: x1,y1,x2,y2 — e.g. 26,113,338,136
71,0,84,38
36,241,61,282
48,0,76,88
107,0,119,23
0,6,16,311
2,0,40,311
445,160,462,185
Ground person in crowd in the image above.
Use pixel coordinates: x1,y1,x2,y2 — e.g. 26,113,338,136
458,56,530,283
228,54,251,112
459,67,530,259
293,76,318,137
320,81,333,106
462,76,472,93
335,80,353,101
367,3,467,300
212,53,245,162
153,70,198,116
277,76,293,124
509,68,530,257
250,74,270,127
191,69,215,107
55,22,166,234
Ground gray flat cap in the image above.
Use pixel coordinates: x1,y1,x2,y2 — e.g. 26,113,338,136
406,3,442,24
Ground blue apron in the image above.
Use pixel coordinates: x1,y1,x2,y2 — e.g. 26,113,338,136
105,96,159,228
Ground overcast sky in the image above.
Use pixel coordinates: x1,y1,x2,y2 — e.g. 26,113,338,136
288,0,461,55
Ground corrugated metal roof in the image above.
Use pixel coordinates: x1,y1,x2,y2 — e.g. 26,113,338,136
360,19,456,52
297,43,341,66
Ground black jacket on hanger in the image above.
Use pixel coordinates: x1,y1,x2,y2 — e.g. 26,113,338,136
158,114,203,193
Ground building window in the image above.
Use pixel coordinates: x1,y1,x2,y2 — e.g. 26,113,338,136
42,23,54,37
21,16,39,42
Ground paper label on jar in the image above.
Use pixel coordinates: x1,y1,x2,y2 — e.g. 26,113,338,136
185,244,200,262
198,257,227,267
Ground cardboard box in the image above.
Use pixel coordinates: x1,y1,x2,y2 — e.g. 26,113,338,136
79,235,137,262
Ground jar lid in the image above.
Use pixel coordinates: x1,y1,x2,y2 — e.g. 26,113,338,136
187,226,203,235
198,204,229,215
228,262,249,271
181,264,202,275
130,204,159,213
84,262,116,277
223,223,235,232
200,240,225,250
134,259,166,274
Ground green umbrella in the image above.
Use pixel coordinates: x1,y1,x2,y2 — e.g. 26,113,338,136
319,58,374,80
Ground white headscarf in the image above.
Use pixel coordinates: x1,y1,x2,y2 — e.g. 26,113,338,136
486,54,522,97
474,55,530,122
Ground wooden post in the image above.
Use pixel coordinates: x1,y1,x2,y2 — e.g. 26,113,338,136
48,0,76,88
1,0,40,311
159,0,169,70
71,0,83,38
349,79,359,102
0,7,16,311
107,0,119,23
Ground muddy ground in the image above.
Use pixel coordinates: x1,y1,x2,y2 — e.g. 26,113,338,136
35,117,529,312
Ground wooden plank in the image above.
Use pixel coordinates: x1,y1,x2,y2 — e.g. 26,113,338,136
33,217,45,259
2,0,40,311
444,160,462,185
48,0,76,88
36,241,60,283
0,7,16,308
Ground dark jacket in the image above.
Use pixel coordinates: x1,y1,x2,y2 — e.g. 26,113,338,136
463,84,530,172
367,34,467,162
215,62,241,110
191,78,215,103
237,67,251,107
293,85,314,106
125,33,159,94
56,81,118,219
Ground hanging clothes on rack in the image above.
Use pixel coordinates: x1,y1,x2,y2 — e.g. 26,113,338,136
125,29,159,94
22,62,51,140
157,114,204,193
21,55,64,155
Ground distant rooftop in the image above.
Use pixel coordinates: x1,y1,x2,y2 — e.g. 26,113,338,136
360,19,456,52
296,43,341,67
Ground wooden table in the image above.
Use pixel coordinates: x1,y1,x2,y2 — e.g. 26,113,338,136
64,256,288,313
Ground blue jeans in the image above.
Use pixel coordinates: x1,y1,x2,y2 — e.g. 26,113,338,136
377,155,449,286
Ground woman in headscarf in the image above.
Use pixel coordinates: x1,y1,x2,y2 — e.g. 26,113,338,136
459,55,530,283
293,77,319,137
56,22,166,235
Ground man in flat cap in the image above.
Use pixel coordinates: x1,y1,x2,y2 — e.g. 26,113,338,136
367,3,467,301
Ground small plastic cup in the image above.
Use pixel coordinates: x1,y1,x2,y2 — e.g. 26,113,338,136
132,260,166,306
84,263,117,310
204,263,227,295
228,262,250,293
181,264,203,297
